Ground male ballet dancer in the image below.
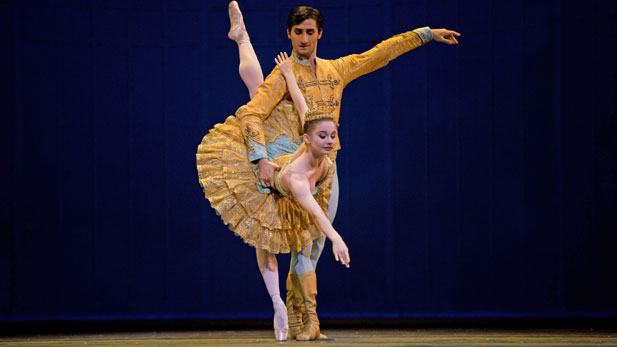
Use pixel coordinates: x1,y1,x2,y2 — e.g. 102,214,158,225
227,3,460,340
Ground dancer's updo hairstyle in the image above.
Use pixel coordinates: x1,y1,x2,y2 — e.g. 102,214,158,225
303,109,336,135
303,118,334,135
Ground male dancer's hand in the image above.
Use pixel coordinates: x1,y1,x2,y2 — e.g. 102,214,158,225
431,28,461,45
257,158,281,188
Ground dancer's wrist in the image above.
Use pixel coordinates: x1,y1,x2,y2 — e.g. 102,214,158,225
328,233,343,243
280,69,293,79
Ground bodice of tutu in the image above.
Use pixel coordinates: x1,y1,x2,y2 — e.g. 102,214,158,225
274,156,333,199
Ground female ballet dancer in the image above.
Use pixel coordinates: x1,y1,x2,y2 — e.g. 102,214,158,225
221,0,461,341
196,8,349,343
195,53,349,340
225,1,340,340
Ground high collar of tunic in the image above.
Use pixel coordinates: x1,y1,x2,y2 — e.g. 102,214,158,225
291,51,316,67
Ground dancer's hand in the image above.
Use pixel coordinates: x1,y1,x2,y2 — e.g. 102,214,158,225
431,28,461,45
331,235,350,268
257,158,281,188
275,52,293,77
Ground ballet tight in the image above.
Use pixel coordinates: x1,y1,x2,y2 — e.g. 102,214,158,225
290,168,339,275
236,40,263,99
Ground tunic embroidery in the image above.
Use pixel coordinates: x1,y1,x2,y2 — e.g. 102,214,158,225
297,75,340,92
235,28,429,162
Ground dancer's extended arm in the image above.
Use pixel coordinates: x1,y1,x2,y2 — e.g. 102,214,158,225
286,173,350,268
275,52,308,127
235,69,287,187
331,27,460,86
236,70,287,163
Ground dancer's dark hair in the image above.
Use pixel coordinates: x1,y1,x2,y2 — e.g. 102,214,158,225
287,6,324,32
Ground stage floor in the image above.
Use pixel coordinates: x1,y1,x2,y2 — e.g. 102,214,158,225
1,329,616,346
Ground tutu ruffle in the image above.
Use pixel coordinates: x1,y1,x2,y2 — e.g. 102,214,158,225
196,115,334,254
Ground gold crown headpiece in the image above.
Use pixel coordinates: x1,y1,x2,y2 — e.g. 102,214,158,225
304,105,335,123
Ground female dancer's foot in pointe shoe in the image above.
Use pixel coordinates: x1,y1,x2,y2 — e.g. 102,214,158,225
273,299,289,341
227,1,249,43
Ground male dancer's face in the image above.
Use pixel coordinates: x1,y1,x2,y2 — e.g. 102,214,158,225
287,18,322,59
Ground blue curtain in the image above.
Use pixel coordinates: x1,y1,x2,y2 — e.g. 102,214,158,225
1,0,616,320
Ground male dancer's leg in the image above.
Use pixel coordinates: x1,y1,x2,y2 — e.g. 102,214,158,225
327,164,339,224
290,166,338,276
286,170,338,340
228,1,263,98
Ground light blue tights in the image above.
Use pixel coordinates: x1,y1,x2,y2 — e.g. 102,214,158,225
289,166,338,275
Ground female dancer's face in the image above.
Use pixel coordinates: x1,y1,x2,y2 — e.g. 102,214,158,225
304,120,336,155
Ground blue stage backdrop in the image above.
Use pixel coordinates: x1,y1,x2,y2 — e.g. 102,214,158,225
2,0,616,321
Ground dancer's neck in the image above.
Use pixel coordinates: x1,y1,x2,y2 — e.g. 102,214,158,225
292,50,317,69
304,147,325,169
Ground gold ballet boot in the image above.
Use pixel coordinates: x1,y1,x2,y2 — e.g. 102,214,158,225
295,270,321,341
286,273,304,339
227,1,250,43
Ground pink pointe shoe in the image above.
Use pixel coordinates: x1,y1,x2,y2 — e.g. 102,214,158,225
273,300,288,341
227,1,249,43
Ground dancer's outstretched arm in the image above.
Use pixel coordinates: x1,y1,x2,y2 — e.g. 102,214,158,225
275,52,308,126
286,173,350,267
331,27,460,87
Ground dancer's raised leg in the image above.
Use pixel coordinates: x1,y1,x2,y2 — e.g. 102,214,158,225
228,1,263,99
256,248,288,341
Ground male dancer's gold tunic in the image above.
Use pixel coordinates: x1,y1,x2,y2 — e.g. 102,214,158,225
237,27,433,162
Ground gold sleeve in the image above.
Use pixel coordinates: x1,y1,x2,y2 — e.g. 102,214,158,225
236,67,288,162
330,27,432,87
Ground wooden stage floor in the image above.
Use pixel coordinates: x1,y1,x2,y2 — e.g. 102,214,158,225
1,328,616,346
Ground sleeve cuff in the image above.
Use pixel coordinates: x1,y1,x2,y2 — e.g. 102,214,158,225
248,138,268,162
413,26,433,44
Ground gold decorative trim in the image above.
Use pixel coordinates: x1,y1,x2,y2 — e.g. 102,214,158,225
297,75,340,92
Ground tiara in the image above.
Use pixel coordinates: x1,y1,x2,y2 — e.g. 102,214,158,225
304,105,334,123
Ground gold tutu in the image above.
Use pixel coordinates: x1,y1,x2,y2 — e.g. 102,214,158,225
196,115,334,254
